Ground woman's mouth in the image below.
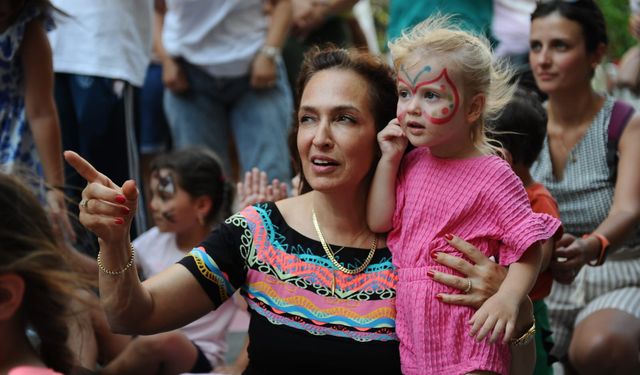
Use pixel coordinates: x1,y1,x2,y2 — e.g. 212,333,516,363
310,156,339,172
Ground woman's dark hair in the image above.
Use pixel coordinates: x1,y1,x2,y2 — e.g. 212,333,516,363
490,88,548,168
0,173,80,374
151,147,234,224
291,46,398,194
531,0,608,54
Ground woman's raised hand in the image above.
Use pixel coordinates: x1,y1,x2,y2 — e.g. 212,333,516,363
63,151,137,243
430,235,507,309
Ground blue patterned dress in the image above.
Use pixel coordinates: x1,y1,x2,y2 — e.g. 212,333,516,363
0,5,53,193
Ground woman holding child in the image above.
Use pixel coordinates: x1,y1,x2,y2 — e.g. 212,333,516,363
66,45,536,374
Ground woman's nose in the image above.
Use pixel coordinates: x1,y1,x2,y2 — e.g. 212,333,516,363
536,47,551,66
312,122,333,148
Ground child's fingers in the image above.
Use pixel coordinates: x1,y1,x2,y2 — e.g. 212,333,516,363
475,315,497,342
503,320,516,344
259,171,268,196
468,311,485,337
236,182,244,201
489,319,506,344
243,171,252,197
251,168,260,196
278,182,287,200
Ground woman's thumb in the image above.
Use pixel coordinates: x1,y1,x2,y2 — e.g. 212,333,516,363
122,179,139,202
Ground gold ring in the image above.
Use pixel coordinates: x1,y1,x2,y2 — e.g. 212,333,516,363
463,279,472,294
79,199,89,209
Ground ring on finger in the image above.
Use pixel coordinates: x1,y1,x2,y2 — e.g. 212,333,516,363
463,278,472,294
79,198,89,209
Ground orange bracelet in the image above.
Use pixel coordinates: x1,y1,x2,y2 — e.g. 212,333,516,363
582,232,609,266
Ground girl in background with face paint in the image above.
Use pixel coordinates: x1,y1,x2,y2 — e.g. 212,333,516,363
367,16,561,375
102,147,244,374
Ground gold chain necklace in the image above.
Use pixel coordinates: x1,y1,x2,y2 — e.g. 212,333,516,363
311,208,377,295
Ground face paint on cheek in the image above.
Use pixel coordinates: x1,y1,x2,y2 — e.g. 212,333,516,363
397,111,407,125
421,69,459,125
162,209,176,223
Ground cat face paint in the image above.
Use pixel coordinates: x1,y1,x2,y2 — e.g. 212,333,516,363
396,64,460,126
150,169,177,224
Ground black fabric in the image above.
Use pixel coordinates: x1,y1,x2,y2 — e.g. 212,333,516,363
189,343,213,373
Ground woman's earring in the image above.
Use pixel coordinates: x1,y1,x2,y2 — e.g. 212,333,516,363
198,215,205,227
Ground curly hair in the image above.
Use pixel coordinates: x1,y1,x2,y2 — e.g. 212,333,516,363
389,14,517,156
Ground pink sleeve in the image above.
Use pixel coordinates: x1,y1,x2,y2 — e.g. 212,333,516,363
488,162,562,266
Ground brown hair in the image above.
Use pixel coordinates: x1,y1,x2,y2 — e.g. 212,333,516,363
0,173,81,373
291,46,398,194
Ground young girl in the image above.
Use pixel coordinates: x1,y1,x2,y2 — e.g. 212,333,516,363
367,17,561,374
0,0,71,240
101,147,247,373
0,173,85,375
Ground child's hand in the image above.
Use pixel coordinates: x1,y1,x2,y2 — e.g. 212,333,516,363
377,119,408,161
468,292,519,344
236,168,289,209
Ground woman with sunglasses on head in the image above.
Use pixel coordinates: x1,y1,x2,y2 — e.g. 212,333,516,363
65,46,536,374
529,1,640,374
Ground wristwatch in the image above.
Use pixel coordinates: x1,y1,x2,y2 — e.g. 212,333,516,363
259,45,281,61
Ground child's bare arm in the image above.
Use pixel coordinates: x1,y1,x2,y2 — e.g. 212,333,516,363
366,119,407,233
468,242,542,343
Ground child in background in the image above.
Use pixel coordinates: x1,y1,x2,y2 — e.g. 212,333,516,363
0,0,72,241
102,147,246,374
0,173,87,375
491,88,563,375
367,17,561,374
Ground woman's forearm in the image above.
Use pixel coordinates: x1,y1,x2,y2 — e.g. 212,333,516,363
29,114,65,187
98,239,154,334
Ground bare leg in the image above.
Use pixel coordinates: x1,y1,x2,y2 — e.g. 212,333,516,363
569,309,640,375
100,330,199,375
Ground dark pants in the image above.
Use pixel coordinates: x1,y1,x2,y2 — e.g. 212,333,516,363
55,73,141,254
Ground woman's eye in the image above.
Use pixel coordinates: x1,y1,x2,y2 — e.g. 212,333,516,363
299,115,313,124
552,41,568,51
529,41,541,52
336,114,355,123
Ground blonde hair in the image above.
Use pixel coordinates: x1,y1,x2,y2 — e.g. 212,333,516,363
388,15,516,155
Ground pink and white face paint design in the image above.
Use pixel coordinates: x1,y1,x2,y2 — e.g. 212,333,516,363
396,64,460,126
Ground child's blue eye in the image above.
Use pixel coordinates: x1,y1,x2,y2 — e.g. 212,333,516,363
398,89,410,98
424,91,439,100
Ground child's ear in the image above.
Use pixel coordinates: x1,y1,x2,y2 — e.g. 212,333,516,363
466,93,485,124
0,273,25,321
194,196,213,222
